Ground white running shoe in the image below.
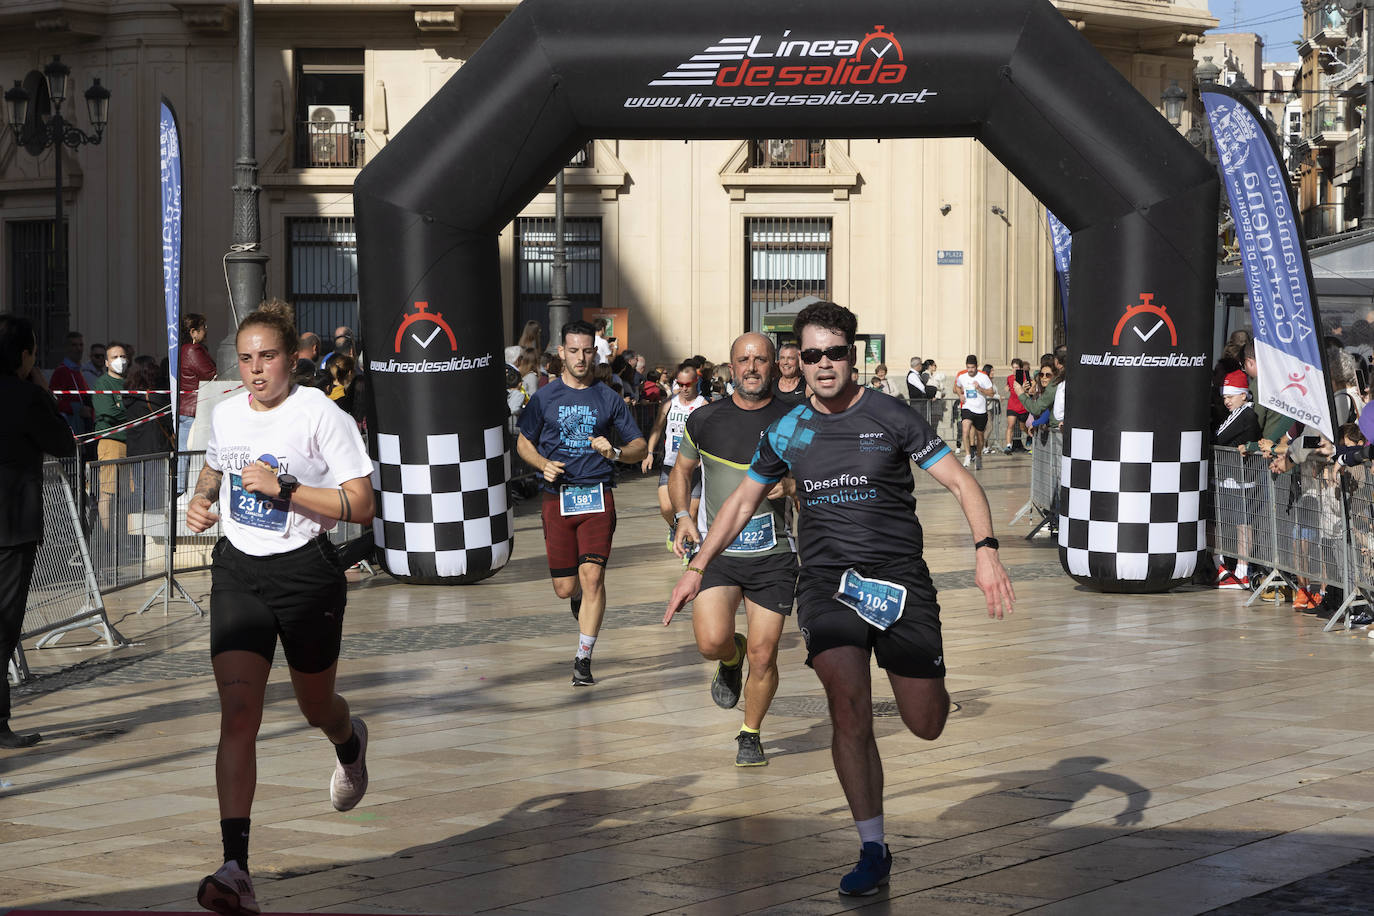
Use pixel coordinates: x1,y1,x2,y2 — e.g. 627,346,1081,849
330,716,369,812
197,860,259,915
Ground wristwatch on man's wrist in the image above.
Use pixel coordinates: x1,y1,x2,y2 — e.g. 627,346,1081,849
277,473,299,501
673,510,691,523
974,536,999,551
611,446,623,462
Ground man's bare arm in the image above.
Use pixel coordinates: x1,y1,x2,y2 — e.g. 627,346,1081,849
194,466,223,504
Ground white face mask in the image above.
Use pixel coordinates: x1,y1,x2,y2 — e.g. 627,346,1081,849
110,357,129,375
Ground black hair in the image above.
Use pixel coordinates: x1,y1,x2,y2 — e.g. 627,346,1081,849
793,300,858,345
561,319,597,344
0,314,36,374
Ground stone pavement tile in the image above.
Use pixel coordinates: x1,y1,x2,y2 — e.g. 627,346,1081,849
890,887,1061,915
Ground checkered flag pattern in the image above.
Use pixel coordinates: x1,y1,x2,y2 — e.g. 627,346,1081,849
1058,428,1206,585
371,426,513,581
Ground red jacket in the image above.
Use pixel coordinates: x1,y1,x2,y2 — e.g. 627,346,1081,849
49,361,90,419
178,342,217,416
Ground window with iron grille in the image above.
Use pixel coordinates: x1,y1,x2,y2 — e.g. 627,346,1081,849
6,219,67,363
750,139,826,169
287,217,358,340
513,217,602,341
295,49,365,168
746,217,831,333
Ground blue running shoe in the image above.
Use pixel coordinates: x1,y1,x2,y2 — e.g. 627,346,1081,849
838,842,891,896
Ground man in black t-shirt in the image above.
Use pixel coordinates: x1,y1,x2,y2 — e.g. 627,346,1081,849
664,333,797,768
666,301,1015,897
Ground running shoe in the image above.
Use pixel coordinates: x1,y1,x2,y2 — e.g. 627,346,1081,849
1293,588,1313,610
735,730,767,767
572,656,595,686
1350,611,1374,627
1002,445,1013,455
330,717,369,812
838,842,892,896
197,861,260,915
710,633,747,709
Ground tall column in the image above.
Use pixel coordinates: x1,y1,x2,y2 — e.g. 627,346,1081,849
219,0,270,369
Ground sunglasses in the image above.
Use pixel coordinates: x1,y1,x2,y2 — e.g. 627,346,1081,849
1038,371,1052,378
799,345,853,364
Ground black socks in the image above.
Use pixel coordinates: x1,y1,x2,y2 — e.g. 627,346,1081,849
221,817,250,870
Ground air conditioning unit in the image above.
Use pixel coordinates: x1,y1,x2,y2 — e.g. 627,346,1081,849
306,104,352,167
307,104,351,126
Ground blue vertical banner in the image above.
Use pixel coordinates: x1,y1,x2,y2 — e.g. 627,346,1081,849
1203,85,1335,441
1046,209,1072,328
159,98,183,438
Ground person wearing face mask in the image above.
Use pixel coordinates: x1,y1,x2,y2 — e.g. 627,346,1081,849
91,342,134,538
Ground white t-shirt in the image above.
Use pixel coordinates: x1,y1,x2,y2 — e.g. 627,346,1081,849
594,335,612,365
663,394,708,466
956,371,993,414
207,386,373,556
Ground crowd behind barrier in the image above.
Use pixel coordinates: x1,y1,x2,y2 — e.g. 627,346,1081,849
1209,446,1371,629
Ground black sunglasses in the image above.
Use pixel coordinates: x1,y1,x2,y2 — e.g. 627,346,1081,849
799,345,853,364
1038,371,1052,378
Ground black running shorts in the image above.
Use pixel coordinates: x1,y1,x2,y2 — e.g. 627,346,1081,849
960,409,989,432
700,551,798,616
209,534,348,674
795,559,946,679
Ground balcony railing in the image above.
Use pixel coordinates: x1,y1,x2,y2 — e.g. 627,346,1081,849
1304,203,1342,239
1309,100,1350,142
568,140,594,168
750,139,826,169
296,119,366,169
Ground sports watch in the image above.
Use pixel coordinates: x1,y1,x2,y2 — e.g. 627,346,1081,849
974,536,999,551
277,473,300,501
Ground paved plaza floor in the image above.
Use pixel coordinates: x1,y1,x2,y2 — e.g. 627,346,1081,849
5,453,1374,914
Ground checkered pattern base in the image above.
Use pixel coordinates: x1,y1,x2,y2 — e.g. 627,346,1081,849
371,427,513,582
1058,428,1206,588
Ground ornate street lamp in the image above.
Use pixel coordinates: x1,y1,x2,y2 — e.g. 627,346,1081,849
1161,79,1188,127
4,55,110,356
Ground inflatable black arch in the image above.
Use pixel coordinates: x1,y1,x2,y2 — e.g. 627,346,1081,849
354,0,1218,592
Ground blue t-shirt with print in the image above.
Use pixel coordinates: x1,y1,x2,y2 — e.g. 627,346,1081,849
748,388,950,569
518,378,643,492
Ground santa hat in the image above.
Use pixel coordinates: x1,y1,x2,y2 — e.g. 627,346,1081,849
1221,370,1249,397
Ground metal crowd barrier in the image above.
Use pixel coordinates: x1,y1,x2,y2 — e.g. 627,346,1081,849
13,461,126,684
1208,447,1368,630
1010,426,1062,538
86,450,223,591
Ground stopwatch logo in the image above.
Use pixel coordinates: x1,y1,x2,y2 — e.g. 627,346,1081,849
852,25,904,64
394,300,458,354
1111,293,1178,348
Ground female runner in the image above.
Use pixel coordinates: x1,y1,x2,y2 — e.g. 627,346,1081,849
187,298,374,915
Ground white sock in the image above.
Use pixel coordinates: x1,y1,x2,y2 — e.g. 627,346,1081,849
855,815,884,847
576,634,597,660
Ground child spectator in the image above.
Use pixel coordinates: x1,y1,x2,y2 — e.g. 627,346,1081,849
1214,370,1261,589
